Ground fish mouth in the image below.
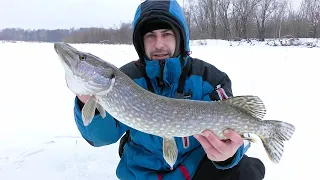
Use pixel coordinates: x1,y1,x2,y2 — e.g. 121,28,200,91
54,42,78,54
54,43,80,71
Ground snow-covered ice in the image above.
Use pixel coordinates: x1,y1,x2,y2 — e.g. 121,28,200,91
0,39,319,179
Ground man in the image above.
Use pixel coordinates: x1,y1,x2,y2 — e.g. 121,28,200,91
74,0,265,179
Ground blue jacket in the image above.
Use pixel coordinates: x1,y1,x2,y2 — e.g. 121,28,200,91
73,0,250,179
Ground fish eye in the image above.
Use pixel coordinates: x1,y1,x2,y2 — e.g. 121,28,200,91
79,54,86,61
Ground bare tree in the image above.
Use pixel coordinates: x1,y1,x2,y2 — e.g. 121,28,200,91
286,2,306,38
207,0,219,39
300,0,320,38
183,0,193,32
232,0,260,39
255,0,277,41
191,0,211,38
271,0,288,38
218,0,232,39
231,1,241,38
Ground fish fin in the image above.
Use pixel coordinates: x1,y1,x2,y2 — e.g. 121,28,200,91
82,96,98,126
163,137,178,170
224,95,266,120
260,120,295,163
96,103,106,118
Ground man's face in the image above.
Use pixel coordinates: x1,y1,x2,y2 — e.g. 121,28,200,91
143,29,176,60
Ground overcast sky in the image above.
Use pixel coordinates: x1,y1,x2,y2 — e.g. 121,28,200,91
0,0,302,30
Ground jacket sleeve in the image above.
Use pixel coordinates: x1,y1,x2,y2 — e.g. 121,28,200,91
74,97,129,147
206,67,250,170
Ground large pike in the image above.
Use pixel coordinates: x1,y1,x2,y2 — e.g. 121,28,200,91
54,42,295,169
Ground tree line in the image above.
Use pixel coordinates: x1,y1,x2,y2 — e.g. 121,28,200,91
0,22,132,44
1,0,320,43
184,0,320,41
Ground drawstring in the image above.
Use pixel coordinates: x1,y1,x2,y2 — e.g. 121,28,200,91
158,59,165,90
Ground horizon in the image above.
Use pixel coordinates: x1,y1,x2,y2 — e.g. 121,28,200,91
0,0,302,30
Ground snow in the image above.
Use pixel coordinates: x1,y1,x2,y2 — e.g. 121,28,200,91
1,40,319,179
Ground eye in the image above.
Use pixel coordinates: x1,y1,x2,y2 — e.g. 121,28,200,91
79,54,86,61
163,31,174,37
144,33,155,39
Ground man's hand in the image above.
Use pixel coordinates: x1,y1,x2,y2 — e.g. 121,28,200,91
194,129,243,162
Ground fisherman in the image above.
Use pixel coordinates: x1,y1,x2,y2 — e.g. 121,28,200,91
73,0,265,179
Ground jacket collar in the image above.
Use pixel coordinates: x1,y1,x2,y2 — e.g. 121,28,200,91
144,56,182,85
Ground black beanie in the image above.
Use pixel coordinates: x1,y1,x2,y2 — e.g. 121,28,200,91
139,19,181,59
140,20,172,37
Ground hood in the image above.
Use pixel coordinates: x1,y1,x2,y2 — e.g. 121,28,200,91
132,0,190,64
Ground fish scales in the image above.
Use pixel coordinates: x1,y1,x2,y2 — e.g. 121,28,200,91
101,77,261,138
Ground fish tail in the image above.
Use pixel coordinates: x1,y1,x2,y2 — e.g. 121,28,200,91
260,120,295,163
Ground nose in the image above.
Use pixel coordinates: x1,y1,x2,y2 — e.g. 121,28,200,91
154,35,165,49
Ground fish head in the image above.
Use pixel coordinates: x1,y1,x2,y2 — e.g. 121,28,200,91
54,42,115,96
